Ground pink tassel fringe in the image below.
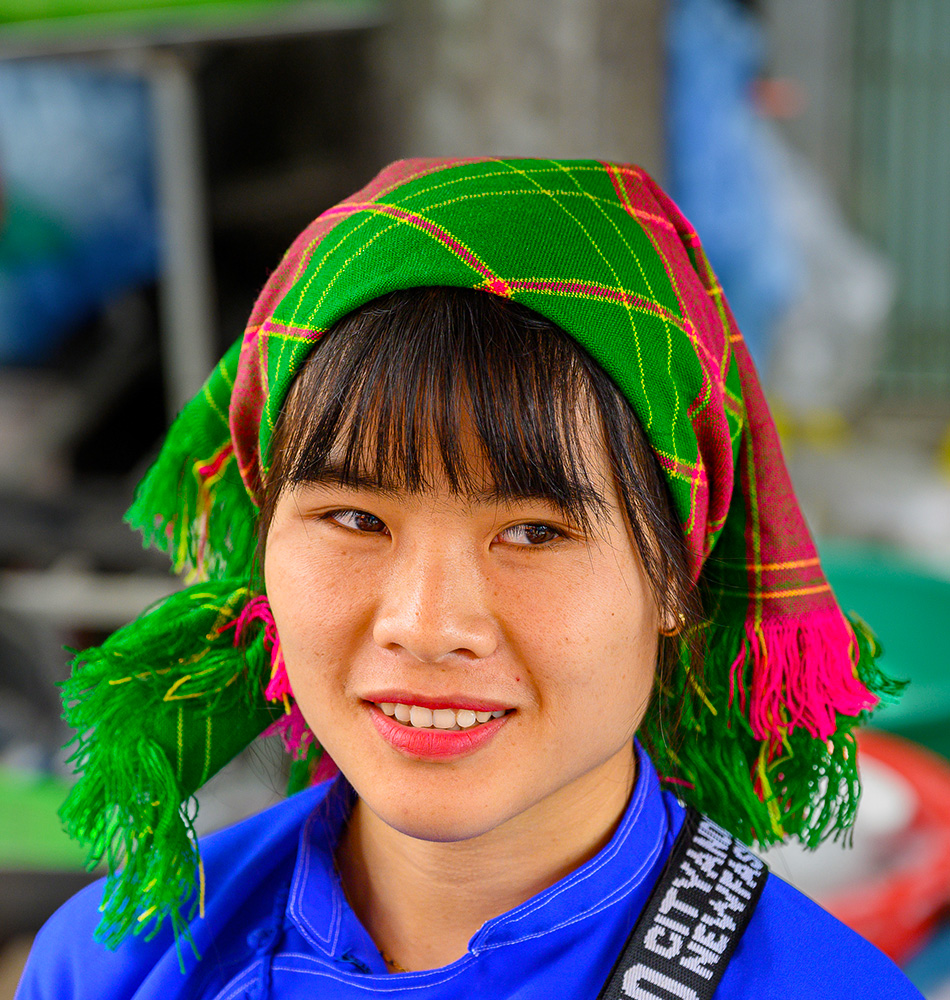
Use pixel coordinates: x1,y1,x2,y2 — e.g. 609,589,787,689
231,595,338,780
745,607,878,748
262,703,313,760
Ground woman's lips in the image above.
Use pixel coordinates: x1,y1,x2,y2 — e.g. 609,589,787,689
367,703,510,759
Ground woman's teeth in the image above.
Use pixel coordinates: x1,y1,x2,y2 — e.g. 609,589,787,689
377,703,506,730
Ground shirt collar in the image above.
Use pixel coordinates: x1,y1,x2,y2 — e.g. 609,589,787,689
286,742,671,960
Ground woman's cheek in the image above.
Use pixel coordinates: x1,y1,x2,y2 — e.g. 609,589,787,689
265,537,343,674
510,556,658,728
268,520,373,611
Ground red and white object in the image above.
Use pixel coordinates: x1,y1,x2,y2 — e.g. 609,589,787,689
762,729,950,963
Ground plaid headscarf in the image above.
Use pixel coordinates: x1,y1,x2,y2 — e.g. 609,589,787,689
61,158,899,957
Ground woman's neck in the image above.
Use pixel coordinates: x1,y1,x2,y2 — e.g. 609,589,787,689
335,750,636,973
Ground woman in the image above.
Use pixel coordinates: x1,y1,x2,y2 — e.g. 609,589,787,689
17,159,920,998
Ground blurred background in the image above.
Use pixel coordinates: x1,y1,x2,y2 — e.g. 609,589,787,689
0,0,949,995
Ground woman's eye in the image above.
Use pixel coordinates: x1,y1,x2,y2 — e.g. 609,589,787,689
329,510,389,534
499,523,563,546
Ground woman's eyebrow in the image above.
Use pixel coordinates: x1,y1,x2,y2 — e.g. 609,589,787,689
292,461,608,514
467,482,606,511
291,463,404,498
292,469,540,504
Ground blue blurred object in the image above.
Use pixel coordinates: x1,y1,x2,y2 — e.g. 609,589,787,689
666,0,802,373
0,59,158,364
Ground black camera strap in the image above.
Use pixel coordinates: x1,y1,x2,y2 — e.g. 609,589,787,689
597,807,768,1000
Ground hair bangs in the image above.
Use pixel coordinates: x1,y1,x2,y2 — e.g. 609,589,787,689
273,288,612,529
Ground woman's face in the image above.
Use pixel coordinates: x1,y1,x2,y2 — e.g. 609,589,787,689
264,426,661,844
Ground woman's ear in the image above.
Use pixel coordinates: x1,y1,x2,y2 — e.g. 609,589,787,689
657,608,686,638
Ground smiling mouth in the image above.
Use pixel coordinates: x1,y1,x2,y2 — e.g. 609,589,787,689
375,702,508,731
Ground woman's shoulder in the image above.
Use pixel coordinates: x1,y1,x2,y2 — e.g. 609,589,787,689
15,780,335,1000
724,847,924,998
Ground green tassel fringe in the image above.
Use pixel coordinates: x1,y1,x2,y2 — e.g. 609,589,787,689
642,612,905,849
59,581,281,955
125,339,259,582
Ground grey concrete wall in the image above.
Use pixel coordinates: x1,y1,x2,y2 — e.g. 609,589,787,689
372,0,665,178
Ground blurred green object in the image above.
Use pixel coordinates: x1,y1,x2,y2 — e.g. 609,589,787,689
0,768,101,937
0,0,378,45
0,189,72,265
0,767,85,870
822,542,950,759
0,0,341,22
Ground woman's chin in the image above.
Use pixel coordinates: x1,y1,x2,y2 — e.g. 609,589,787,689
360,789,512,844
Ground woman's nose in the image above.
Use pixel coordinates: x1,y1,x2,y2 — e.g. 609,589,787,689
372,540,498,663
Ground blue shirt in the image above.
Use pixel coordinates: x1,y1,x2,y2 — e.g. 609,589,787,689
17,744,922,999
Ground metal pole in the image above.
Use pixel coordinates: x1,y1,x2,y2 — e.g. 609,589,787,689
145,47,217,421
